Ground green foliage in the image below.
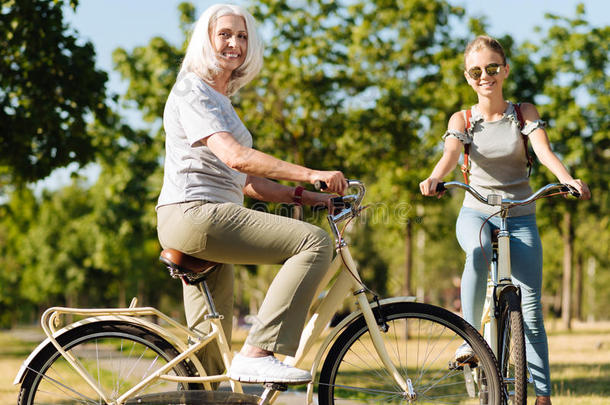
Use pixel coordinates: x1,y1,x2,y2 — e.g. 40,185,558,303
0,0,108,185
0,0,607,325
524,6,609,321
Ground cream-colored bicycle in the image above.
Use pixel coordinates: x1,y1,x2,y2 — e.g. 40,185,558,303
15,180,503,405
436,181,581,405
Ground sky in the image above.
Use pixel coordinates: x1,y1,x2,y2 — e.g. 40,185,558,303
43,0,609,189
63,0,609,101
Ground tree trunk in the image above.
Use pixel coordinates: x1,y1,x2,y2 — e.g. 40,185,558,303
561,211,573,330
404,218,413,297
574,254,583,321
118,280,126,308
586,257,596,322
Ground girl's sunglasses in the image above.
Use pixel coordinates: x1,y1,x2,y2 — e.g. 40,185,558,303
466,63,504,80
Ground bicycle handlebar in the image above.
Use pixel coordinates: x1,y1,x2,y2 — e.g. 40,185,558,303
436,181,580,208
313,180,366,225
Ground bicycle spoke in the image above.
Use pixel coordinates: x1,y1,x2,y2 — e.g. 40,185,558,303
18,322,200,405
26,366,99,404
318,302,502,404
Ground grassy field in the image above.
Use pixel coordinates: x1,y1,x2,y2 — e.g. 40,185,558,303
1,321,608,404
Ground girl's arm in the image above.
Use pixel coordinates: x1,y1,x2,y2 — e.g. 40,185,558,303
520,103,591,199
420,111,465,197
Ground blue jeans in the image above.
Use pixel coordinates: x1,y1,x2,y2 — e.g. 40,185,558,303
456,207,551,396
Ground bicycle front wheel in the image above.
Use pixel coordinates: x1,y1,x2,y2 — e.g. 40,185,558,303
497,288,527,405
318,301,503,404
18,321,202,405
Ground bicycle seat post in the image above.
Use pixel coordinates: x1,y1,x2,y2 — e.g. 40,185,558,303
198,281,221,319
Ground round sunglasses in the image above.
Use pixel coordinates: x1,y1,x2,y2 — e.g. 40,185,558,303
466,63,504,80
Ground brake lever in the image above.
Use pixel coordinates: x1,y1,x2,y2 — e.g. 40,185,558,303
561,184,581,198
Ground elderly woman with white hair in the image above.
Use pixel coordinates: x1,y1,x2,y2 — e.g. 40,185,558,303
156,4,346,384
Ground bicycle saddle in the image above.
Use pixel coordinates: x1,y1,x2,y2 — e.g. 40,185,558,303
159,249,219,283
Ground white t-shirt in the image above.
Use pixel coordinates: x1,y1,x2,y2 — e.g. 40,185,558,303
157,72,252,208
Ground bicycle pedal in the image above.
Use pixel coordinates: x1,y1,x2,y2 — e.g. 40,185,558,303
263,382,288,391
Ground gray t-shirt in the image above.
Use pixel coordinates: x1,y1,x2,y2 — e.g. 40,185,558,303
443,102,545,217
157,72,252,208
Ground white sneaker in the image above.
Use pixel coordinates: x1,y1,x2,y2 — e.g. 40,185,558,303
229,354,312,385
454,342,478,364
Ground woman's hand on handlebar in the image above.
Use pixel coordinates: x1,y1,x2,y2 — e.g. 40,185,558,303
419,177,445,198
311,171,347,195
304,190,340,211
564,179,591,200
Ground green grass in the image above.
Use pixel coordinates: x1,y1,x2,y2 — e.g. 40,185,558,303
2,321,609,404
0,331,39,358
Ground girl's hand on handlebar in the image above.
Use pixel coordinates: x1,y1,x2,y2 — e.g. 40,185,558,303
565,179,591,200
312,171,347,195
419,178,445,198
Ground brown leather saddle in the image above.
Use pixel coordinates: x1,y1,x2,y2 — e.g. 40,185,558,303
159,248,219,285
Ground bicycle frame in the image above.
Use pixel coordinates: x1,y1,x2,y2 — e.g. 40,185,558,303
481,211,514,359
15,180,416,405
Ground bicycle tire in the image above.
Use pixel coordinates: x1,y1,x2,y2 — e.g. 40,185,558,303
497,289,527,405
18,320,204,405
318,301,503,404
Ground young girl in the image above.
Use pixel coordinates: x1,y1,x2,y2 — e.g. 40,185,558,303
419,35,590,405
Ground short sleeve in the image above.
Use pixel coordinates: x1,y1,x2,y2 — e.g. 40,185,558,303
442,129,472,144
177,89,232,146
521,119,546,136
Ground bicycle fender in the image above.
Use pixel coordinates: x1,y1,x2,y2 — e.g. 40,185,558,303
13,315,191,386
305,296,416,403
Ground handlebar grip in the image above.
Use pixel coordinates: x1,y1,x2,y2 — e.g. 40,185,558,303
563,184,581,198
436,182,446,193
314,180,328,191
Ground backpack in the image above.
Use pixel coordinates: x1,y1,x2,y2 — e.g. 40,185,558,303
460,103,533,184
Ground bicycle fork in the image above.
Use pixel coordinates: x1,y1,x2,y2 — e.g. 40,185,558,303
341,247,417,401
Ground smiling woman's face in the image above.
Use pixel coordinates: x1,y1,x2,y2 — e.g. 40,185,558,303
211,14,248,73
464,47,509,95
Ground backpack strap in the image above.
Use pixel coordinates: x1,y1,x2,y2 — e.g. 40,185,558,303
514,103,534,177
461,109,472,184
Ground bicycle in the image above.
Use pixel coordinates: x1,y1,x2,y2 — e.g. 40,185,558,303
15,180,504,405
435,181,580,405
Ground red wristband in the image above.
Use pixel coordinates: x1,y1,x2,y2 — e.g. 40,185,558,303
293,186,305,205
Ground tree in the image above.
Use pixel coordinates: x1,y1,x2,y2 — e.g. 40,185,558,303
0,0,108,186
527,4,609,328
240,0,483,299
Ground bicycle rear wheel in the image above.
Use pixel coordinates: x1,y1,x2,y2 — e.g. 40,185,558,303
318,301,503,404
497,288,527,405
18,321,203,405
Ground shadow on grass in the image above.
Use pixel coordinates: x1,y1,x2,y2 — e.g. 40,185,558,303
550,363,610,397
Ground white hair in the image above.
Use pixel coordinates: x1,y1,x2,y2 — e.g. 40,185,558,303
179,4,263,96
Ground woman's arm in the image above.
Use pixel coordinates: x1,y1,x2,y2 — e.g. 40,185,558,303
419,112,465,196
243,176,332,207
520,103,591,199
205,131,347,195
